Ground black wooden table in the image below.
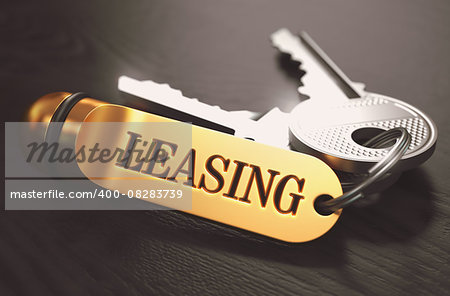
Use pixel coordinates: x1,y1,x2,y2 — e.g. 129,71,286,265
1,0,449,295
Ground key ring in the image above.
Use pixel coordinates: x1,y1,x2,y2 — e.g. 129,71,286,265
317,127,412,213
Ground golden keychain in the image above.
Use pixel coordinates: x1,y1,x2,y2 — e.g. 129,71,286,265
27,92,410,243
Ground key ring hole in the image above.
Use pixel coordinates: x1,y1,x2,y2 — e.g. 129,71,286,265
314,195,335,216
351,127,395,149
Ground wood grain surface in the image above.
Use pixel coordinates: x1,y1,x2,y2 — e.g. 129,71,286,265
1,0,449,295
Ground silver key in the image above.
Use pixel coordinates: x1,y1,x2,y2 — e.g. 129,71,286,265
118,76,286,148
118,28,437,174
270,28,437,173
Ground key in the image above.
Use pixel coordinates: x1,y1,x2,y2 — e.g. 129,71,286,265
269,28,437,173
118,29,437,174
118,76,287,148
119,76,254,135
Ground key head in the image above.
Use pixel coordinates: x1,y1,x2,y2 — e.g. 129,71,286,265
288,93,437,173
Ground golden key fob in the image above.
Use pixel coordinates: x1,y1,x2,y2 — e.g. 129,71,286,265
27,92,343,243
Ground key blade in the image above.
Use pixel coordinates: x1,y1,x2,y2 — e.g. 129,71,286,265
271,29,363,102
118,76,257,138
298,31,364,98
118,76,290,148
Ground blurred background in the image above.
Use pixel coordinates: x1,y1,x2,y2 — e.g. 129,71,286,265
1,0,449,295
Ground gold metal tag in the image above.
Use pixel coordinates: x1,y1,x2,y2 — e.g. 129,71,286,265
76,104,342,242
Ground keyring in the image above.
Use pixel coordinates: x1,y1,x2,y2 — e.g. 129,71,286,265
317,127,412,213
44,92,89,143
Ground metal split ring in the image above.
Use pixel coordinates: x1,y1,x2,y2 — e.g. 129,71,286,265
317,127,412,213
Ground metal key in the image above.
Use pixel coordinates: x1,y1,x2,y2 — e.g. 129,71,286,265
269,28,437,173
118,76,286,148
118,29,437,174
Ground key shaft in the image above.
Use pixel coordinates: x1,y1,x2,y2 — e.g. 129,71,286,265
299,31,363,99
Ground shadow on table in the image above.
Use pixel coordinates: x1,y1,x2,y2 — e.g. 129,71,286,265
8,167,432,271
146,168,434,267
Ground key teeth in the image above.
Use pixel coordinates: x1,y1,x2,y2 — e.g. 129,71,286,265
271,29,313,98
142,79,229,113
120,76,232,119
272,29,366,99
144,80,199,102
165,84,184,97
122,76,261,125
297,86,310,99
